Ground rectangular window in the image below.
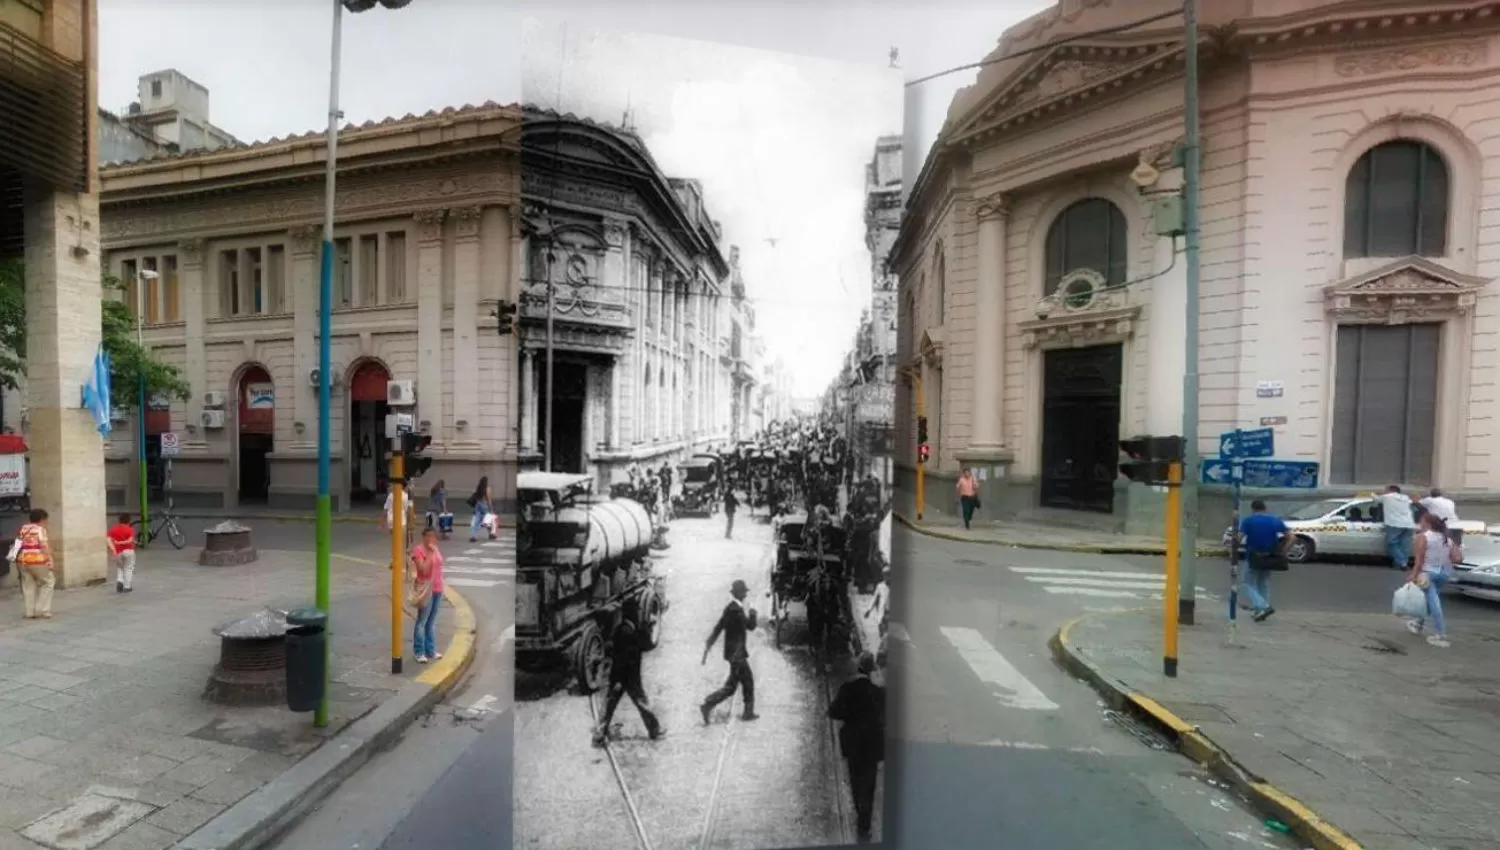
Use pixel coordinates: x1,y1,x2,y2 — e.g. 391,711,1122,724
266,245,286,314
162,255,180,322
1330,323,1441,486
385,232,407,302
141,256,160,323
359,234,379,306
120,258,138,320
335,237,353,308
247,247,263,314
220,250,240,316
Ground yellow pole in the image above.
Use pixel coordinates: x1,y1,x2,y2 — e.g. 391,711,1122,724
390,451,406,675
914,369,926,521
1163,460,1182,677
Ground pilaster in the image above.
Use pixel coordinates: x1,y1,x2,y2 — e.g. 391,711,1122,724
520,347,536,453
451,205,482,448
508,204,524,302
960,192,1015,470
288,225,319,450
179,238,209,447
415,209,445,441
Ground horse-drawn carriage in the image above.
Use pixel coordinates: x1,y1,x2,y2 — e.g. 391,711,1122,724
673,454,721,516
768,511,848,650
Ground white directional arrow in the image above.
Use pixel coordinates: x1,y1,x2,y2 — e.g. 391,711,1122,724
1206,464,1231,483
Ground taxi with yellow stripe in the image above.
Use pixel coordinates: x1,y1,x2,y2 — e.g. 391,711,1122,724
1275,497,1487,564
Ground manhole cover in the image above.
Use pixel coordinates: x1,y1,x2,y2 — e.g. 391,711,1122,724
1362,639,1406,655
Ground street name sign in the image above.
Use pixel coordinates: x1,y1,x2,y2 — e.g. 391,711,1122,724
1240,460,1318,489
1219,427,1274,459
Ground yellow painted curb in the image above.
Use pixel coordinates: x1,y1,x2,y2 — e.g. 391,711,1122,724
1053,609,1365,850
894,512,1228,556
417,587,476,688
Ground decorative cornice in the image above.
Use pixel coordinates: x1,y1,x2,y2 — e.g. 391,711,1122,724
414,208,446,243
1334,40,1489,77
450,205,482,241
1324,256,1491,324
177,238,204,265
602,218,628,249
973,192,1009,222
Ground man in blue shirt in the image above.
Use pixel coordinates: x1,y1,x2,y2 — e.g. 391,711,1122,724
1239,500,1289,622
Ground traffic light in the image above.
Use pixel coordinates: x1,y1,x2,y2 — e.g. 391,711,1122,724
401,433,433,480
1119,435,1184,485
493,300,518,336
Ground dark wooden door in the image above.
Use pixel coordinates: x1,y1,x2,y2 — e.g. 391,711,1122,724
1040,345,1124,513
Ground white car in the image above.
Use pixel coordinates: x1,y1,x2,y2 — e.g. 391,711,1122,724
1257,497,1487,564
1454,533,1500,603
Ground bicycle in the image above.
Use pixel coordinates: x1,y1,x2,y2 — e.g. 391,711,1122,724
134,509,187,550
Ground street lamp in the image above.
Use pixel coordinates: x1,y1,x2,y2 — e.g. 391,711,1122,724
135,269,159,542
314,0,411,729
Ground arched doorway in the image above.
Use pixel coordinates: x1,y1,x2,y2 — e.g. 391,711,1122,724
237,366,275,503
348,360,391,504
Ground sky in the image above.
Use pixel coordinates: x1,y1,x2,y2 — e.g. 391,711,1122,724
97,0,1050,393
523,19,901,397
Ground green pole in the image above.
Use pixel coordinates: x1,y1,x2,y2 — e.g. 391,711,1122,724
1178,0,1202,626
136,273,150,544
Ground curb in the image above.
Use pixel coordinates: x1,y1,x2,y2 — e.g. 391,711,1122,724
172,512,516,528
894,512,1229,557
174,587,478,850
1048,612,1364,850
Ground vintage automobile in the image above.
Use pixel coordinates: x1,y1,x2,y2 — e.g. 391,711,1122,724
1271,497,1488,564
515,471,666,692
769,512,847,649
673,456,720,516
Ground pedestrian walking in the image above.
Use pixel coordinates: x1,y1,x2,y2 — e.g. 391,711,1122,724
426,479,453,539
13,509,54,619
723,487,739,540
865,565,891,667
106,513,137,593
956,468,980,530
593,599,664,746
700,578,759,723
1376,484,1417,569
1239,499,1289,622
409,527,446,663
1419,488,1461,544
1405,512,1462,648
468,476,495,543
828,651,885,844
383,487,415,536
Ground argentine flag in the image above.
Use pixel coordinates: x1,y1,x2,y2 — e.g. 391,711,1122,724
81,343,112,437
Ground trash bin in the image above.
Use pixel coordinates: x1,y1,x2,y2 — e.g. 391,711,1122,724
285,606,328,713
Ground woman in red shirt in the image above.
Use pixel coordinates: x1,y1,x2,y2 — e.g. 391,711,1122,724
106,513,137,592
409,527,446,663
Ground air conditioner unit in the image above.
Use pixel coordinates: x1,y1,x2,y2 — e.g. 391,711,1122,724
387,380,415,406
200,410,225,429
202,391,226,408
308,368,344,389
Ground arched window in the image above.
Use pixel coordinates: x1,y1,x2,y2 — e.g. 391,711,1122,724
1343,140,1449,258
1044,198,1128,296
933,246,946,323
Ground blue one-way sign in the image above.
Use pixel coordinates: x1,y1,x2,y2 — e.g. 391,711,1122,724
1240,460,1319,489
1220,427,1274,459
1201,458,1241,485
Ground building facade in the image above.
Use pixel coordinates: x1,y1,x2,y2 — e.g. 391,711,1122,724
97,102,523,512
517,108,742,489
893,0,1500,535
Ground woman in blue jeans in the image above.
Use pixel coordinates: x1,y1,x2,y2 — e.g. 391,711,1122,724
1406,512,1459,648
410,527,446,663
468,476,494,543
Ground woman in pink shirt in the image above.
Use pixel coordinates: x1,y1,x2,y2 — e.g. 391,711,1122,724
956,468,980,530
410,527,446,663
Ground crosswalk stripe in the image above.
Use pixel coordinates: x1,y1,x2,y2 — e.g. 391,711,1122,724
1023,576,1167,590
446,578,503,588
447,556,513,566
939,626,1058,711
1010,567,1165,580
445,566,513,576
1041,586,1143,598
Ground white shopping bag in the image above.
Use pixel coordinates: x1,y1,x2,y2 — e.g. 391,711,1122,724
1392,582,1428,619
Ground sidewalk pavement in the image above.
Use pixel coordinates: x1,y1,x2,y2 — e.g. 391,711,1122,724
1053,606,1500,850
0,545,475,850
895,511,1229,556
167,504,515,527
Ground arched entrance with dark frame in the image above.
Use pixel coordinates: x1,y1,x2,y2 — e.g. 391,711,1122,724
348,360,391,504
236,365,275,503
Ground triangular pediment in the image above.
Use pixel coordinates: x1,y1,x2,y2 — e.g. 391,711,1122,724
1326,256,1488,296
951,42,1183,142
1324,256,1491,323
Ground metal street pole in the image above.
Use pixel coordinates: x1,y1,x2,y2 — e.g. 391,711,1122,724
388,450,405,675
314,0,345,729
544,251,556,473
1178,0,1203,626
135,270,156,541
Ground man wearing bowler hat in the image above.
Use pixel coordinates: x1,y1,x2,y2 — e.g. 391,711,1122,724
700,578,759,723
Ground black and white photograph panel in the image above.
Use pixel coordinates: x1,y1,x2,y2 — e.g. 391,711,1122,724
513,18,902,850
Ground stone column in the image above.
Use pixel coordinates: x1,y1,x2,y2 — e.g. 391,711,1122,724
415,209,445,440
288,225,320,450
23,186,106,587
451,206,482,447
508,205,525,301
178,238,209,447
520,347,536,453
958,192,1016,487
608,358,621,450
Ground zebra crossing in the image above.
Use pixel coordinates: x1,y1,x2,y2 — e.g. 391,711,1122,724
1007,566,1218,602
444,532,515,589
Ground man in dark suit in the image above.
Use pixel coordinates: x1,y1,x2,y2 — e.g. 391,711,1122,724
700,579,758,723
829,651,885,844
594,600,663,746
723,488,739,539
